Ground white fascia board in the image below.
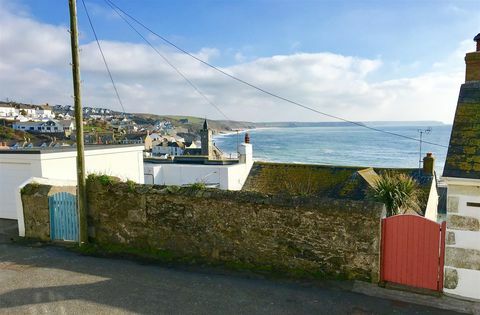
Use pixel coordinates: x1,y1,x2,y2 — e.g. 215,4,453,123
442,177,480,186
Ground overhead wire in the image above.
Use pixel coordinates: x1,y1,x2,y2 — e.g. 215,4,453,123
103,0,448,149
101,0,276,159
80,0,126,115
100,0,231,122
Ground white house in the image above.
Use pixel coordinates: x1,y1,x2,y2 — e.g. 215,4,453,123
0,104,19,117
0,145,145,220
35,105,54,119
152,141,184,156
12,119,74,133
441,34,480,301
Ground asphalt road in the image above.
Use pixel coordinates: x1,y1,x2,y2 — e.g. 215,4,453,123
0,221,463,315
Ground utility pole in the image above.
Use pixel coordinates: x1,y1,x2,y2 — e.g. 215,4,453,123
69,0,88,245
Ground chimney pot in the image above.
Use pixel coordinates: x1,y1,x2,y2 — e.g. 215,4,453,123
423,152,435,176
475,33,480,52
244,132,250,144
465,33,480,82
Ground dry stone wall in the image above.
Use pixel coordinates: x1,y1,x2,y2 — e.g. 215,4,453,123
21,180,384,282
87,180,384,281
20,184,76,241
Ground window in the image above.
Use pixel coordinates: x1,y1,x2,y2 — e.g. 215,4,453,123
467,202,480,208
29,127,34,130
47,127,51,131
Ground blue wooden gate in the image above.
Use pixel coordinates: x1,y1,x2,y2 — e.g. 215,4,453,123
49,192,78,242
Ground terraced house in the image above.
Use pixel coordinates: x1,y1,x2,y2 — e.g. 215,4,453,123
442,33,480,301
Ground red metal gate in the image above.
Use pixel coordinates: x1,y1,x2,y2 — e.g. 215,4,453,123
380,215,446,291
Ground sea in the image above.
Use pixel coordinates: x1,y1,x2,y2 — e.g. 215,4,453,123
214,124,452,174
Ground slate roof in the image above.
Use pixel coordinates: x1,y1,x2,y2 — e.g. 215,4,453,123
242,162,434,209
443,81,480,179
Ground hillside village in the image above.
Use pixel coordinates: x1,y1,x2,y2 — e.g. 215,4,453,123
0,101,246,156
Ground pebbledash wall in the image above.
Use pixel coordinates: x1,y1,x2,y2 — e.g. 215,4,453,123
21,179,385,282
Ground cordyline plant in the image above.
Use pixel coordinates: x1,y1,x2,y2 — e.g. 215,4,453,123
368,172,421,217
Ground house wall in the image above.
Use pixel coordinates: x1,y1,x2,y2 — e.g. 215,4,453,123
424,176,439,222
144,161,253,190
0,145,144,220
39,147,145,183
145,143,253,190
21,181,385,282
0,156,43,219
443,178,480,301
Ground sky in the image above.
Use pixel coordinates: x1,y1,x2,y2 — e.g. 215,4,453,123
0,0,479,123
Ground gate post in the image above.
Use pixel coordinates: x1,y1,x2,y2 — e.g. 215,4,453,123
438,221,447,292
380,218,386,285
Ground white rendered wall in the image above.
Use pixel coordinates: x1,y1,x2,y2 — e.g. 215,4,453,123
0,146,144,220
0,158,42,219
39,147,145,184
145,144,253,190
424,177,439,222
443,178,480,301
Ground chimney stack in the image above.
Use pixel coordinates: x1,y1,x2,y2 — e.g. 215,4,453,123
244,132,250,144
423,152,435,176
465,33,480,82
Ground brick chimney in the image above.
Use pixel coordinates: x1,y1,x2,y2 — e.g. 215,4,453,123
465,33,480,82
423,152,435,176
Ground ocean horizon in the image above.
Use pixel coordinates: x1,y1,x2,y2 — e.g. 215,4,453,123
214,124,452,174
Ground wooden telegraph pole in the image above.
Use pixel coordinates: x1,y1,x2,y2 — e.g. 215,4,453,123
69,0,88,245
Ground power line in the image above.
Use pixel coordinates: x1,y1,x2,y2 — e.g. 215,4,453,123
80,0,126,115
102,0,231,122
103,0,280,162
89,0,274,158
103,0,448,149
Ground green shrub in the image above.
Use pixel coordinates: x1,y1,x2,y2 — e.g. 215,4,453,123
87,173,119,186
189,182,206,190
126,179,136,192
368,172,421,217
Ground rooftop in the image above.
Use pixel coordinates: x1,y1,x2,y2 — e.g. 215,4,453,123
443,81,480,179
242,162,434,207
0,144,144,154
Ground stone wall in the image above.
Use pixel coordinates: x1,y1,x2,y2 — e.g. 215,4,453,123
20,184,76,241
21,180,385,281
444,183,480,300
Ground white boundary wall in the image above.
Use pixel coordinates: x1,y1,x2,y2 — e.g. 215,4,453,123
144,143,253,190
0,145,144,220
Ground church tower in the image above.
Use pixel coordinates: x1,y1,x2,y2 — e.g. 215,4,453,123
200,119,213,159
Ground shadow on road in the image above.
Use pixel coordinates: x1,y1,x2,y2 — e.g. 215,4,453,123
0,230,463,314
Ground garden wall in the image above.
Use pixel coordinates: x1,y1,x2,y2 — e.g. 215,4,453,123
21,179,385,281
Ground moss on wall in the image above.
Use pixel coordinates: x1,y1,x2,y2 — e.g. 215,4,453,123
85,178,384,281
21,179,384,282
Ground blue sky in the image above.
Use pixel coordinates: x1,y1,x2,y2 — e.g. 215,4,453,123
1,0,479,122
26,0,479,74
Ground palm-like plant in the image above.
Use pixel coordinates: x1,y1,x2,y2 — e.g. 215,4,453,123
368,172,421,217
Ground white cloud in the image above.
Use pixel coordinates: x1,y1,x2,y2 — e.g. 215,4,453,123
0,2,470,123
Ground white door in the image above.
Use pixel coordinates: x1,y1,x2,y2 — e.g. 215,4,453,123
0,162,32,219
